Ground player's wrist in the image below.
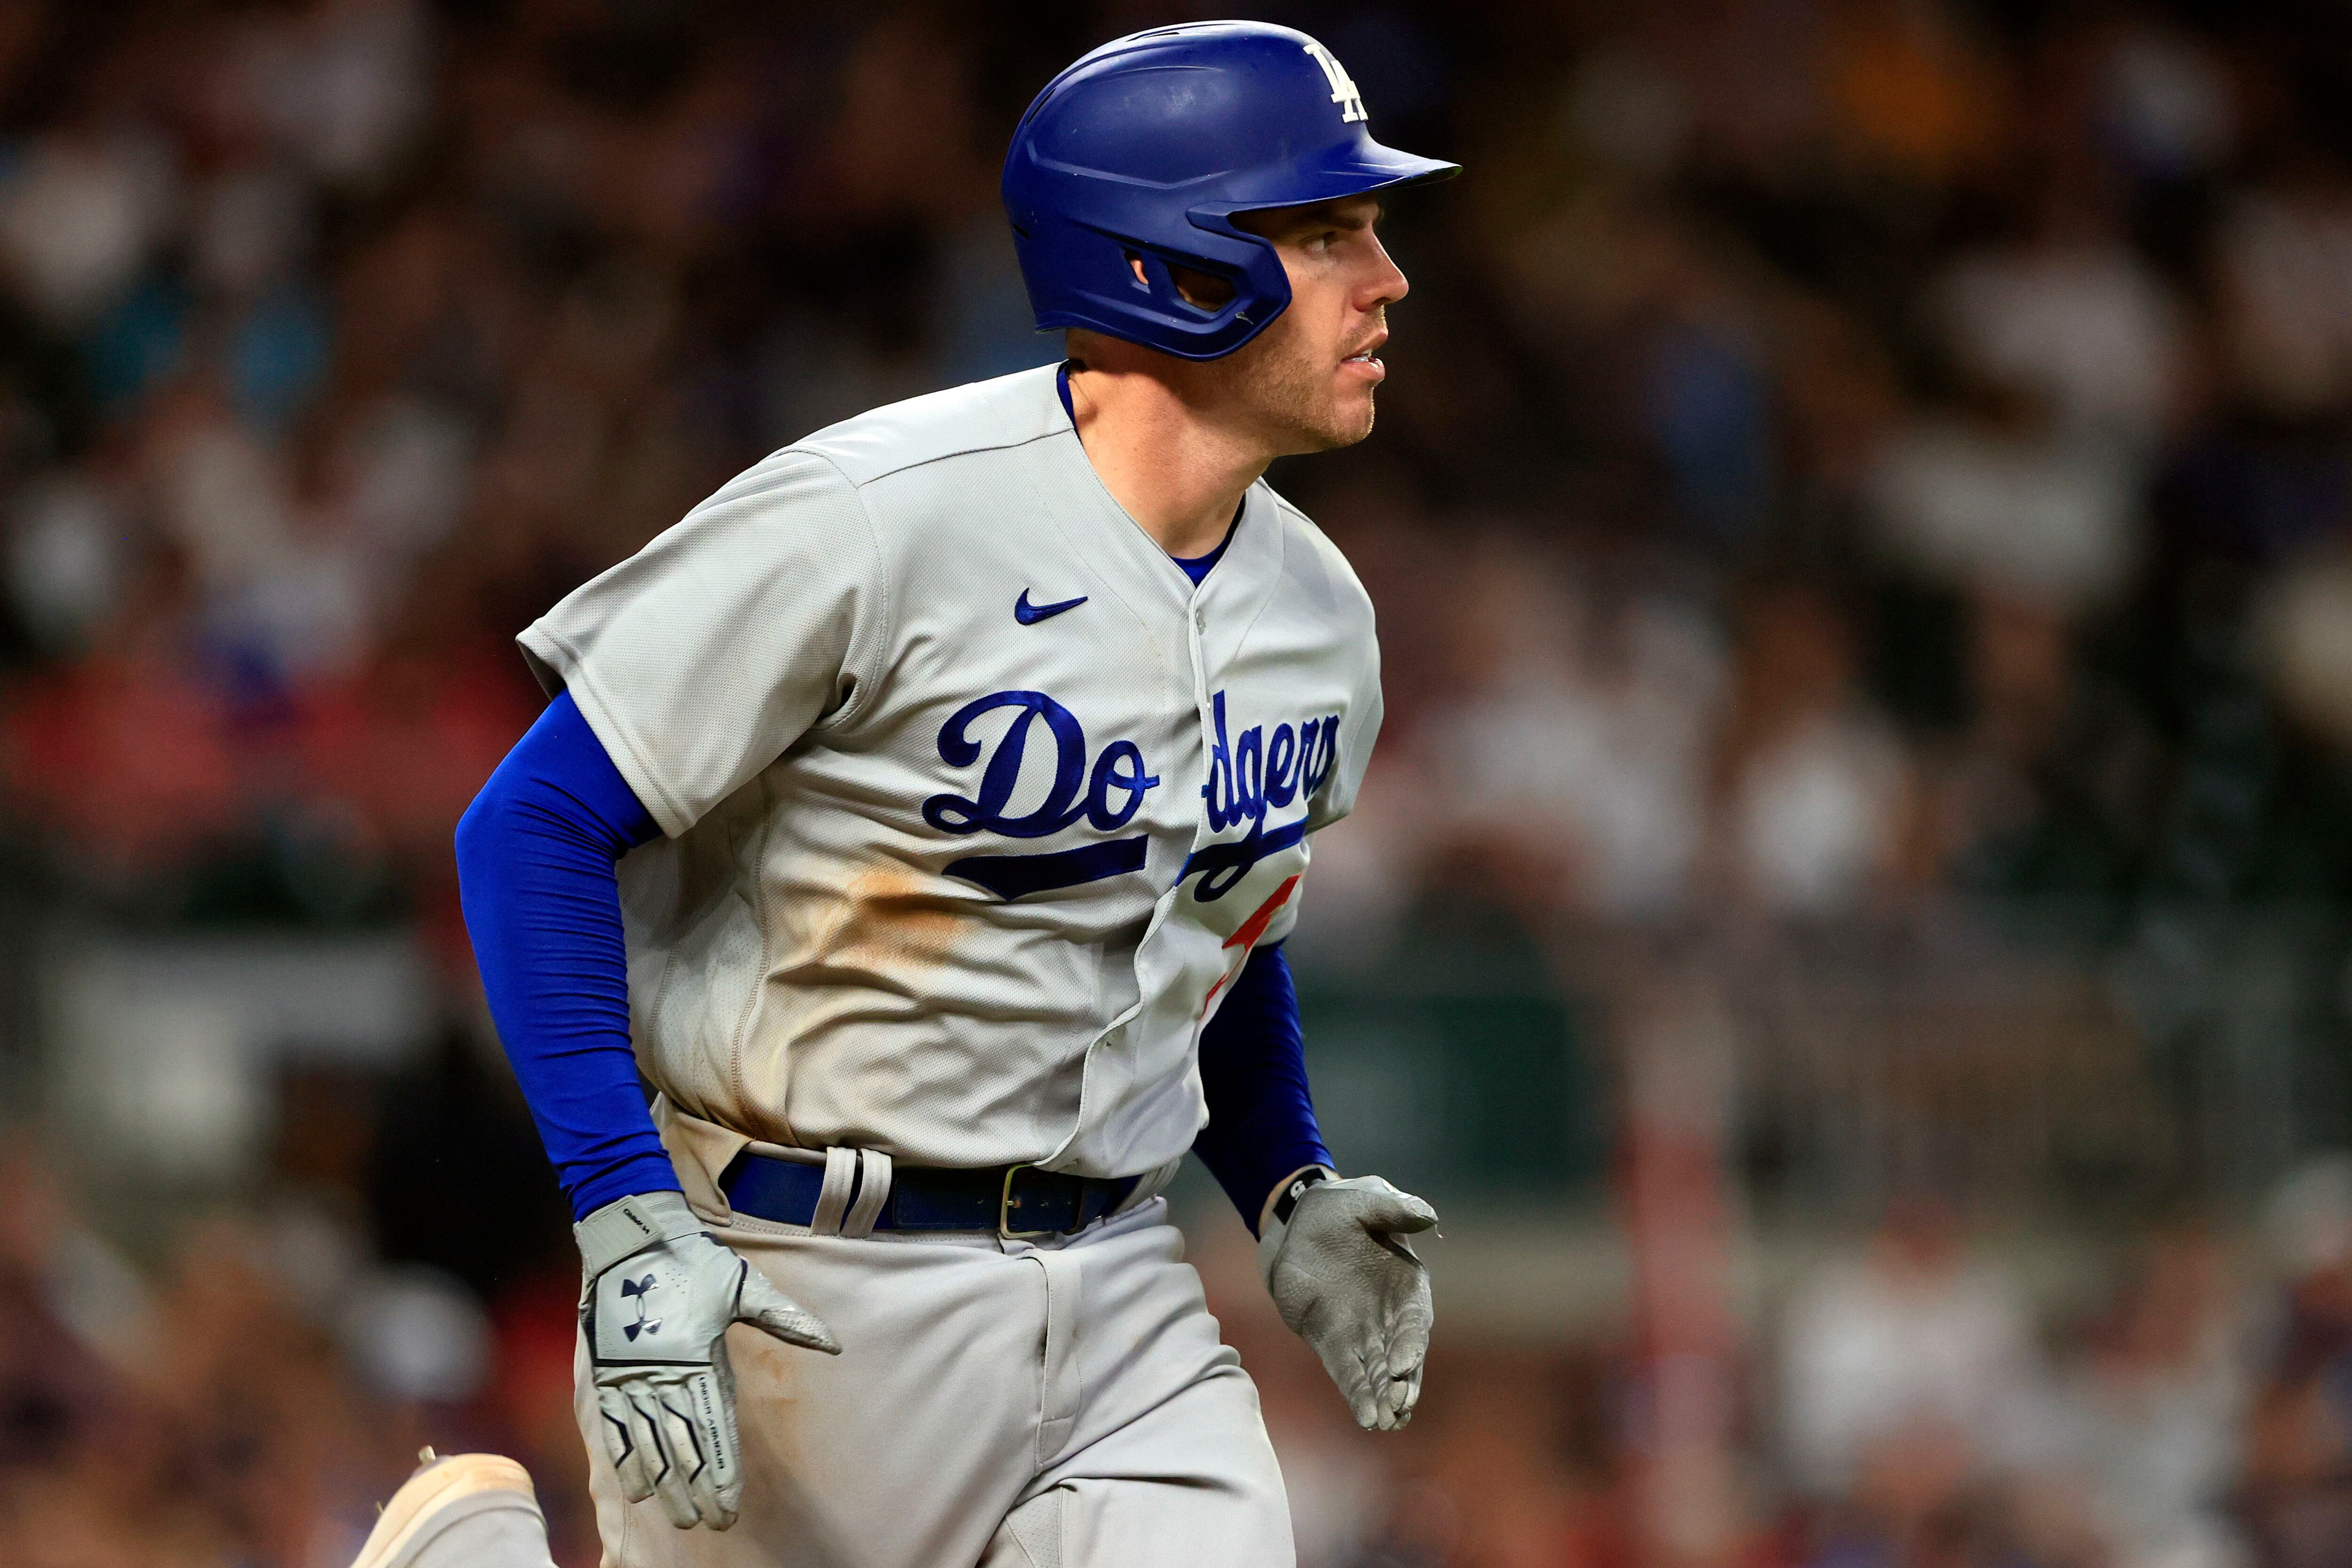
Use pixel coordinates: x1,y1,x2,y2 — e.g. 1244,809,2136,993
1256,1164,1335,1240
567,1152,688,1224
574,1187,706,1275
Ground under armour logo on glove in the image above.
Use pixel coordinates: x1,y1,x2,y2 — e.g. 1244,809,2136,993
580,1191,839,1531
621,1274,661,1341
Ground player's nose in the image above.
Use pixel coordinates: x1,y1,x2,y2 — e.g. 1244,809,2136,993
1357,234,1408,311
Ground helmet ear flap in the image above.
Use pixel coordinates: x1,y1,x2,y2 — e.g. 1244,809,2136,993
1182,211,1295,330
1126,249,1235,317
1018,215,1293,357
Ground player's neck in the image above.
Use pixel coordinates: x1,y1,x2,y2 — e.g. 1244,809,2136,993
1064,358,1271,559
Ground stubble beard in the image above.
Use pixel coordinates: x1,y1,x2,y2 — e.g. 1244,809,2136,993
1208,314,1377,454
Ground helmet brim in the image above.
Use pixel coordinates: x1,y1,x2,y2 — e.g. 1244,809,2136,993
1200,141,1461,220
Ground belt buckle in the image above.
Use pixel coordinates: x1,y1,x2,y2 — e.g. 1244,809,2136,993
999,1164,1053,1239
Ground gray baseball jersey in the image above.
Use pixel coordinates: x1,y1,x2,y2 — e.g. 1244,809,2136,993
519,363,1382,1179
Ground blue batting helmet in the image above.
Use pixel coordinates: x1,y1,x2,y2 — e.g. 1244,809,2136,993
1002,21,1460,361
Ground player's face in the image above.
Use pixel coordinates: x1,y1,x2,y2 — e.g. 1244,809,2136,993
1218,195,1408,452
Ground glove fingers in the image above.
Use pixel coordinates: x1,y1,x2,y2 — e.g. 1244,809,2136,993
656,1377,729,1529
681,1368,743,1528
598,1385,654,1503
629,1386,699,1529
738,1272,842,1355
1317,1337,1382,1431
1371,1329,1416,1429
618,1385,677,1517
1380,1280,1433,1430
1376,1365,1421,1429
653,1390,711,1526
1385,1284,1434,1377
1366,1341,1415,1433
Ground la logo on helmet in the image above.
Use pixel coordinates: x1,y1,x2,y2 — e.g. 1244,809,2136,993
1302,40,1367,124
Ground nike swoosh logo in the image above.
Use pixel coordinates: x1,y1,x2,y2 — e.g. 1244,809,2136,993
1015,589,1088,625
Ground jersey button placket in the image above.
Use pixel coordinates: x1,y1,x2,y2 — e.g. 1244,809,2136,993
1182,598,1216,905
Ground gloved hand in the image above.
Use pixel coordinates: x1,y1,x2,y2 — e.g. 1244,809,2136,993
577,1191,839,1529
1258,1173,1437,1431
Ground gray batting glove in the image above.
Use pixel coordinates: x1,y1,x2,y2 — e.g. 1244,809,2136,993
577,1191,839,1530
1258,1173,1438,1431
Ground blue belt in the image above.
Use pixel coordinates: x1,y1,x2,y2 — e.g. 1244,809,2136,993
719,1150,1138,1238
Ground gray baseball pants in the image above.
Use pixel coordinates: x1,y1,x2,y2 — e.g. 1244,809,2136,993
571,1196,1297,1568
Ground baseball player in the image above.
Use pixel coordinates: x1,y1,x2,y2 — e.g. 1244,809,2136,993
452,22,1455,1568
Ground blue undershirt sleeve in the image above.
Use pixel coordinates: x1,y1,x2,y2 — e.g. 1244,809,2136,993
455,690,678,1220
1191,943,1335,1235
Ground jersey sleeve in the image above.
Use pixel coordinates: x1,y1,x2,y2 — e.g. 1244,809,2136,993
1296,514,1384,841
517,450,890,838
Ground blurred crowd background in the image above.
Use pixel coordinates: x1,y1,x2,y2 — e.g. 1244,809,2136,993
7,1,2352,1565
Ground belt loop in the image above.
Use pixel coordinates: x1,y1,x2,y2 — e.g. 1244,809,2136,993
810,1147,858,1235
842,1150,892,1238
1120,1158,1182,1213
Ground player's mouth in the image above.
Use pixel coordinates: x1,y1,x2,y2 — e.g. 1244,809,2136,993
1340,333,1388,382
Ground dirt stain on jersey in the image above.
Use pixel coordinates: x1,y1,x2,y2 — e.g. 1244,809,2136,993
815,863,963,979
